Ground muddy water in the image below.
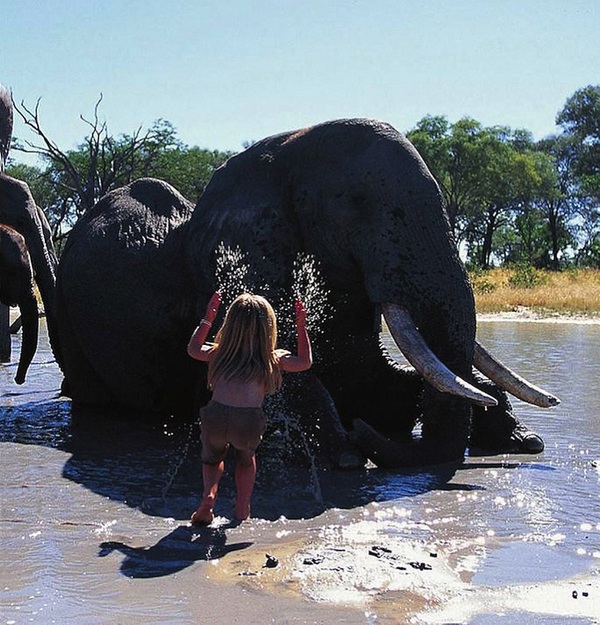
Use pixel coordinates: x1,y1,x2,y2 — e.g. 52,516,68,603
1,319,599,624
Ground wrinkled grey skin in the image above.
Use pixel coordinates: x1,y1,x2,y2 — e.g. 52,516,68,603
56,178,197,416
0,223,38,382
0,84,60,378
57,119,546,468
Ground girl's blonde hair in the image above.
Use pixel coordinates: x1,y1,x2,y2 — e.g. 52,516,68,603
207,293,282,395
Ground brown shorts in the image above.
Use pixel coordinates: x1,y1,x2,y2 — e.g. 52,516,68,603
199,400,267,466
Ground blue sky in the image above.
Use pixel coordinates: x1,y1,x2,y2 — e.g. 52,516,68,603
2,0,598,161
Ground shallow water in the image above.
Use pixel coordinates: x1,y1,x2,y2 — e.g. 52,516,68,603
1,319,599,624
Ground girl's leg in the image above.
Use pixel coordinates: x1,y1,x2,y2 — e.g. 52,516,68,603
191,461,224,525
234,454,256,521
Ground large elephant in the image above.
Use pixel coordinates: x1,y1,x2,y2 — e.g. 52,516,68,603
56,118,559,468
0,83,61,380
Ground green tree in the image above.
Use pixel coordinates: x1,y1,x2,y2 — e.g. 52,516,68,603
467,138,546,269
555,85,600,267
556,84,600,198
408,117,547,268
534,135,581,268
407,116,486,238
574,196,599,266
148,145,232,203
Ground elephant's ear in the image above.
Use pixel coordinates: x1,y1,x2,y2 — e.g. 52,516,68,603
188,159,305,292
0,83,13,170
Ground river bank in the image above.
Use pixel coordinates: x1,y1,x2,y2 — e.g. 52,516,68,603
477,307,600,324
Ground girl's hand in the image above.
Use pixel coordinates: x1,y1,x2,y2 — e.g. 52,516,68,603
295,298,307,328
279,298,312,372
204,292,221,323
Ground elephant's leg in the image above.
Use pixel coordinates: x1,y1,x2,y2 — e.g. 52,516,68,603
264,372,366,469
468,371,544,454
418,390,472,462
323,330,475,467
316,334,423,437
57,302,115,407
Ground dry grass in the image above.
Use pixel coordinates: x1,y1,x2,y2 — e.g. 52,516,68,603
470,267,600,317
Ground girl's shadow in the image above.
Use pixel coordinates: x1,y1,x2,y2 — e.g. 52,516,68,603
99,524,253,579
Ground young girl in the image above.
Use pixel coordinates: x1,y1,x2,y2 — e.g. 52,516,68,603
187,291,312,524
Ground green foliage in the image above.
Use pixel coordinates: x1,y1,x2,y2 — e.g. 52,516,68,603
556,84,600,198
469,266,497,294
149,146,232,203
470,272,497,294
554,85,600,266
408,116,551,269
507,263,548,289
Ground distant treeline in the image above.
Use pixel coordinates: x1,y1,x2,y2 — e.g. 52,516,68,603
8,85,600,269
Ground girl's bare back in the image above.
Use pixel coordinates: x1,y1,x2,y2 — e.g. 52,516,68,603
210,377,266,407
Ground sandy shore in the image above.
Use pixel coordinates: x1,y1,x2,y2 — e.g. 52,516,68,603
477,307,600,324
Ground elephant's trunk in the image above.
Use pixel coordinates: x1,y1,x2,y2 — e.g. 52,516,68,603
381,303,497,407
14,288,38,384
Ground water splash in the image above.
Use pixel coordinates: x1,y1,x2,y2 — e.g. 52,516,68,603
159,421,196,501
214,242,269,308
213,243,332,344
275,252,332,353
291,252,331,339
210,243,333,482
263,388,324,506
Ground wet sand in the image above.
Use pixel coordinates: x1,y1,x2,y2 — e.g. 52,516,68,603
1,318,599,624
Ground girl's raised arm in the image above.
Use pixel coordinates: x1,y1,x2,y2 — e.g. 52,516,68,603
279,298,313,372
187,291,221,361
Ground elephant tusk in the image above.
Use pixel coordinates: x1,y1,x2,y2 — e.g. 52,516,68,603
474,341,560,408
381,303,498,407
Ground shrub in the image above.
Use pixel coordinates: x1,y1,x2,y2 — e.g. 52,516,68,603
508,263,548,289
472,276,497,294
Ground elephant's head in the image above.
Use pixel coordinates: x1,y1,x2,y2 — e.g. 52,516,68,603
188,119,558,466
0,223,38,383
0,83,11,171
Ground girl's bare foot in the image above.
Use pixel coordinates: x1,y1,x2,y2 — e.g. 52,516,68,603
191,503,214,526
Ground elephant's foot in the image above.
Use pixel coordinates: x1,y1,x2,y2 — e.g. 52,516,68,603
469,417,544,455
505,421,544,454
469,376,544,455
335,446,368,470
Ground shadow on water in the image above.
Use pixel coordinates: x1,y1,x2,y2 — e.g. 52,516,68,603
1,397,463,524
99,525,253,579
